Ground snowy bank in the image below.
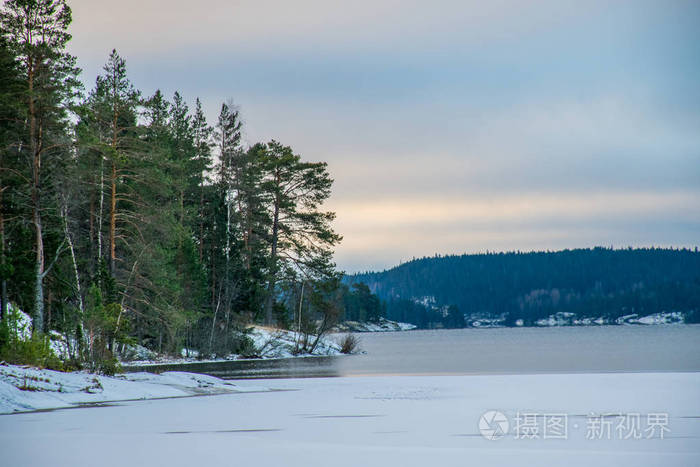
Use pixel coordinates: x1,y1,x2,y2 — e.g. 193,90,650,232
0,363,266,414
124,325,343,366
462,311,689,328
1,304,341,367
333,318,417,332
248,326,342,357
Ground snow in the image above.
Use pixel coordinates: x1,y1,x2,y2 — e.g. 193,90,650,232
125,326,342,366
3,304,32,340
180,348,199,358
534,311,686,327
0,363,267,414
0,304,340,366
536,312,581,326
469,317,505,327
0,371,698,466
121,343,158,361
608,312,684,325
248,326,342,358
334,318,417,332
412,295,437,307
48,330,75,359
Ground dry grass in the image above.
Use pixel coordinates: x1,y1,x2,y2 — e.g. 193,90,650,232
338,334,361,354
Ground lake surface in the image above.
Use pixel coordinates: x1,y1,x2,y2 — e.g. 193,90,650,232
126,325,700,379
8,326,700,467
6,372,700,467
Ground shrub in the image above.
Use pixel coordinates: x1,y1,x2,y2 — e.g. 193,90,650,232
0,332,64,371
96,357,121,376
338,333,360,354
231,332,258,358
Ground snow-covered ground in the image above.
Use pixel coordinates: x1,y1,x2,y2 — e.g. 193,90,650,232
617,312,685,325
2,305,344,366
0,363,267,414
464,311,688,328
248,326,342,357
535,311,686,326
334,318,417,332
1,371,698,466
125,326,343,366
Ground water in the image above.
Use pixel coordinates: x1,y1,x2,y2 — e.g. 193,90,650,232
125,325,700,379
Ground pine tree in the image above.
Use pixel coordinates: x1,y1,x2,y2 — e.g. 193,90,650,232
211,101,243,338
190,98,213,263
260,141,342,323
0,36,23,321
1,0,81,333
168,91,193,225
235,144,270,319
95,49,140,276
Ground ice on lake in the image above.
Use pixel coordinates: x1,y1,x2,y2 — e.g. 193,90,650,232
1,372,699,466
2,325,699,466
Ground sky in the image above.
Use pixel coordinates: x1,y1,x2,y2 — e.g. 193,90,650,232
66,0,700,272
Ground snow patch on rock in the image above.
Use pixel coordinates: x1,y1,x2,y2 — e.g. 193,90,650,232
248,326,342,358
333,318,417,332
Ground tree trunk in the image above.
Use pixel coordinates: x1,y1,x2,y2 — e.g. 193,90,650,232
198,187,204,262
109,159,116,275
29,61,45,333
63,203,85,318
89,189,95,271
0,189,7,321
33,197,44,332
210,241,216,309
209,282,222,352
265,184,281,324
109,91,119,276
97,156,104,264
224,191,231,324
47,289,52,330
244,199,252,271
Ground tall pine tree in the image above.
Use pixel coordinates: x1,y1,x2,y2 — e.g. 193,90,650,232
1,0,81,333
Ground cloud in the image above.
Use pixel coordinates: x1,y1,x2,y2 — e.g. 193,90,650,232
329,190,700,271
68,0,590,57
66,0,700,271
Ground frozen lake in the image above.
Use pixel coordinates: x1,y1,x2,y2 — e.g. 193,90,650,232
3,326,699,467
125,324,700,378
2,372,699,466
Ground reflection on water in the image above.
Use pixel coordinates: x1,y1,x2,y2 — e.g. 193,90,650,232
124,356,342,379
124,325,700,380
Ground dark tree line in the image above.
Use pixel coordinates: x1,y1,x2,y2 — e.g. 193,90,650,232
350,247,700,327
0,0,346,366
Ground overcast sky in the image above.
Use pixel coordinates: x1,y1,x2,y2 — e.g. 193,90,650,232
67,0,700,272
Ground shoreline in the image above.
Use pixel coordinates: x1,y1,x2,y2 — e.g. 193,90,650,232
4,360,699,416
0,363,270,415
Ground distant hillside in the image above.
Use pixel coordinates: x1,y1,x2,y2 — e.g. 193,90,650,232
347,248,700,327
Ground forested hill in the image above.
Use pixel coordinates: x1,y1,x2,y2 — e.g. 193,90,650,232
348,248,700,327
